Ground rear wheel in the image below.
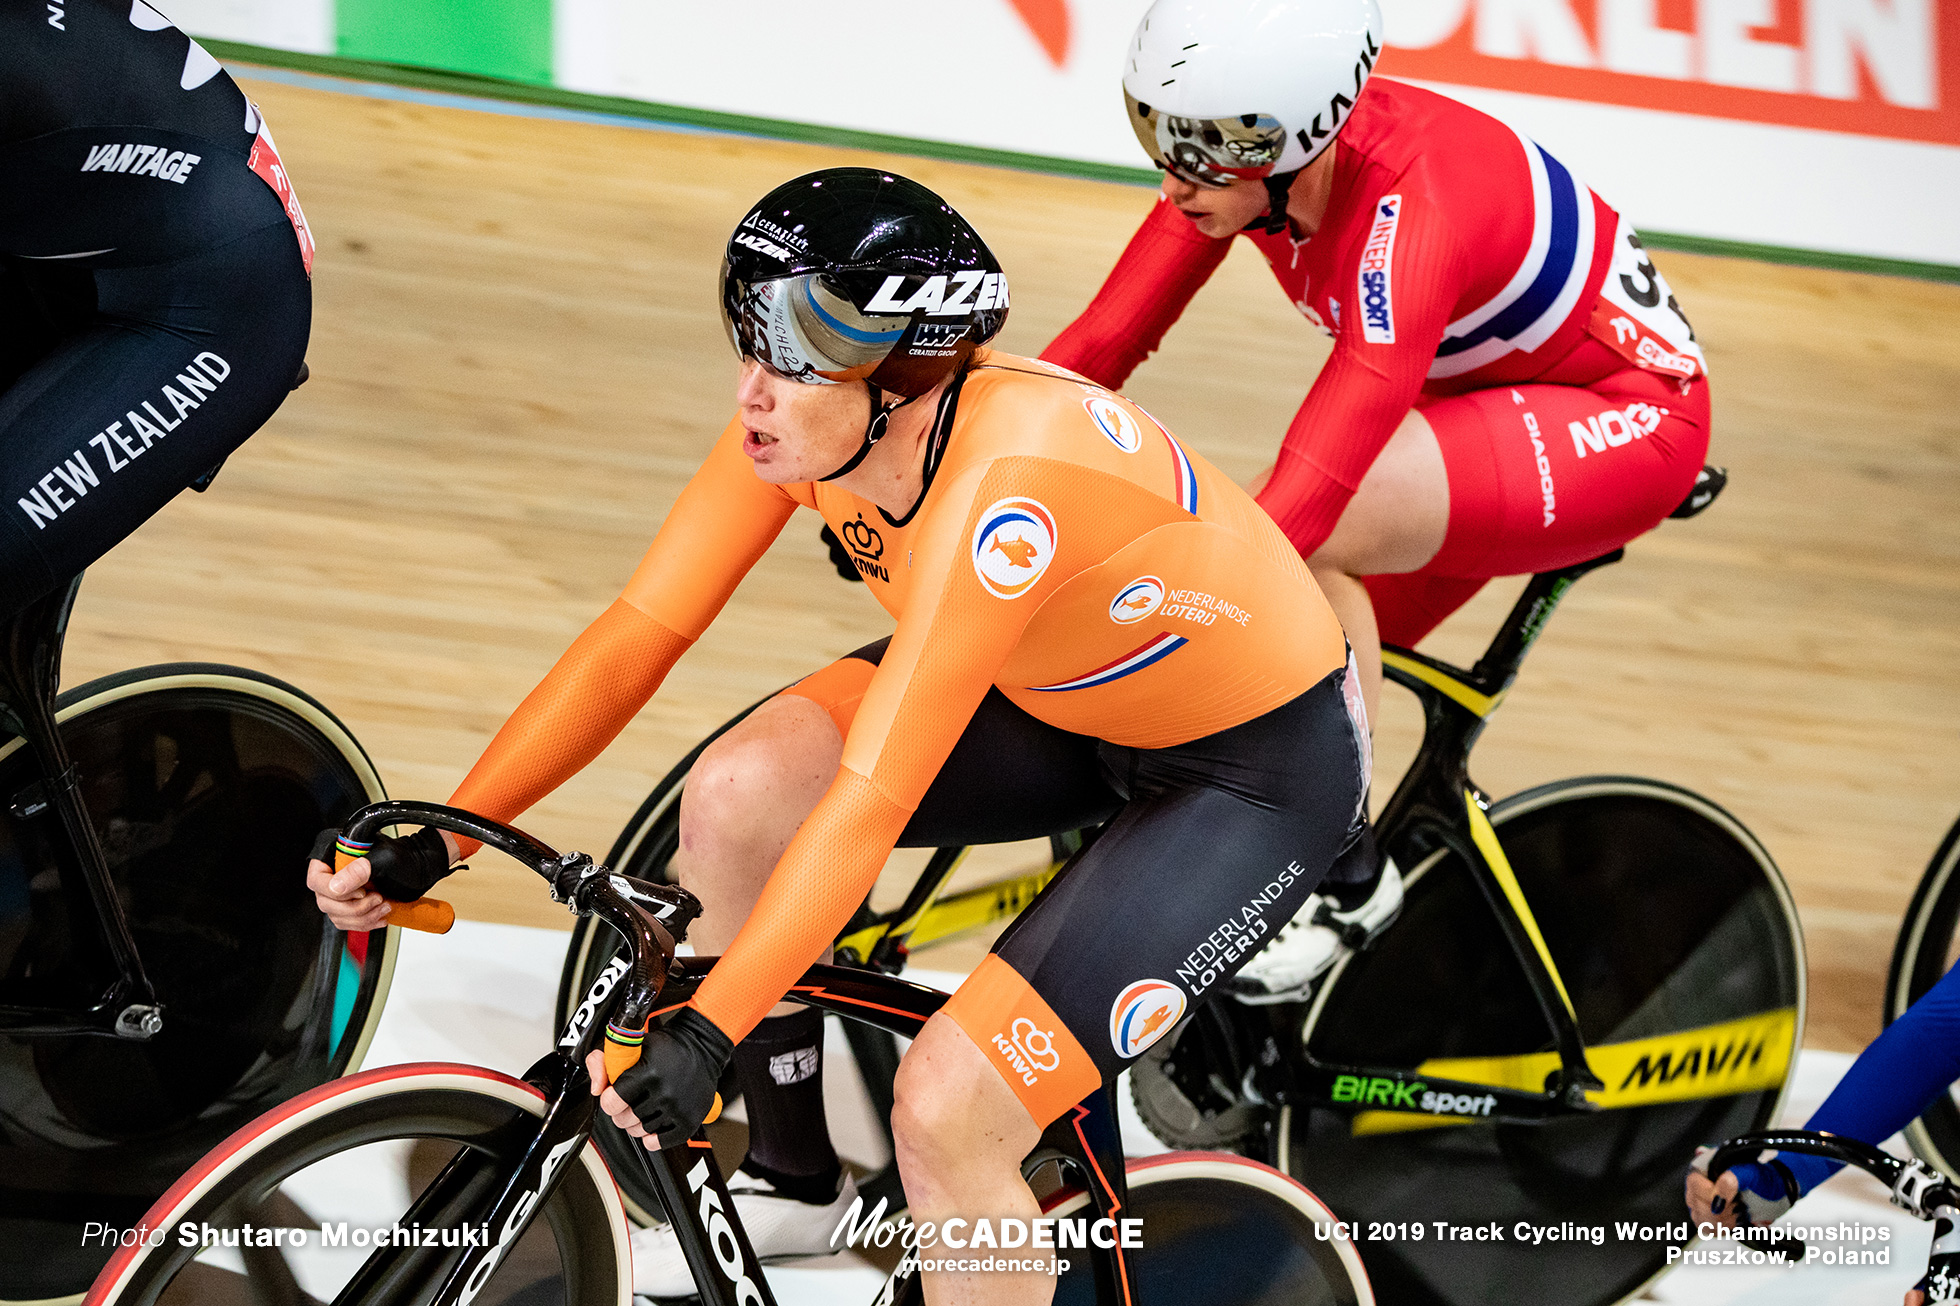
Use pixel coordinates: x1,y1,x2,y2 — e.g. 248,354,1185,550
1885,809,1960,1176
82,1063,630,1306
1044,1153,1372,1305
1287,777,1803,1306
0,665,392,1304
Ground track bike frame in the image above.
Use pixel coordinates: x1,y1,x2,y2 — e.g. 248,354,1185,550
1279,550,1631,1124
0,576,162,1039
335,802,1145,1306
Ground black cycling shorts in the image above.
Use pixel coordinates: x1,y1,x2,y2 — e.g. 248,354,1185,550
782,639,1369,1124
0,187,310,617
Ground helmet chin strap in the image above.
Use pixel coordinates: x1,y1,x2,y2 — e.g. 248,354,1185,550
1248,168,1303,236
818,381,917,483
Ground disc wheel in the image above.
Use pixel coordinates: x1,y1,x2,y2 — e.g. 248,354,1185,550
1045,1153,1372,1304
83,1063,630,1306
1287,777,1803,1306
0,665,391,1304
1885,809,1960,1176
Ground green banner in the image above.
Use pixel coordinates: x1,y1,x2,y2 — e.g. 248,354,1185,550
336,0,552,85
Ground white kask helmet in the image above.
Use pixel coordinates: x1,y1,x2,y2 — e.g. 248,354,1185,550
1123,0,1384,227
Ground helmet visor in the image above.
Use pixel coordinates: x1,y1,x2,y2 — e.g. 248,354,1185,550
721,270,908,385
1124,91,1287,187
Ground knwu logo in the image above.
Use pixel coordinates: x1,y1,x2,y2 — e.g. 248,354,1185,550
838,513,888,582
991,1017,1061,1087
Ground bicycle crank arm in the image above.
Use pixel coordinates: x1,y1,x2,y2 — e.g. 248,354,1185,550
0,995,161,1038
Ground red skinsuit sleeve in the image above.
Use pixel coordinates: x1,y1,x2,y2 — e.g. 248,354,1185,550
1041,196,1229,389
444,418,796,856
692,458,1056,1042
1255,194,1466,558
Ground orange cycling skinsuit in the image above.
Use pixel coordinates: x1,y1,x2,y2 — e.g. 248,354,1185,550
1052,2,1711,647
438,341,1370,1122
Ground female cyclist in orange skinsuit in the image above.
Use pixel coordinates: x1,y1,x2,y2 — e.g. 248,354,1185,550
311,169,1369,1305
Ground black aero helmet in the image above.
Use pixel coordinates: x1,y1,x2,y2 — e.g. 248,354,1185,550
720,168,1009,403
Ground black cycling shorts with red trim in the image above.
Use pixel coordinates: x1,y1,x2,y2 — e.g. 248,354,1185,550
0,186,309,618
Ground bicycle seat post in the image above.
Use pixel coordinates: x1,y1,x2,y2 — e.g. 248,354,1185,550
0,575,161,1034
1470,549,1624,698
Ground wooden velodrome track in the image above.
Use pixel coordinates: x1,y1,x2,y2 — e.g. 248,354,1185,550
57,69,1959,1054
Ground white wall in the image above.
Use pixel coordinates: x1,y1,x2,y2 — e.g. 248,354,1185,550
169,0,1960,266
160,0,332,54
551,0,1145,167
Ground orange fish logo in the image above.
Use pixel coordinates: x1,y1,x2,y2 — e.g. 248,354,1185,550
1084,395,1141,453
971,498,1057,599
1110,979,1186,1058
1109,576,1166,625
990,533,1039,568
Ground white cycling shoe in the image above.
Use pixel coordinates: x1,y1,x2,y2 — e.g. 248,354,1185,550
631,1167,859,1301
1229,858,1403,1004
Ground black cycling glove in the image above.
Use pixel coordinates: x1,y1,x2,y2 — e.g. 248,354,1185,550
309,826,454,901
612,1007,734,1140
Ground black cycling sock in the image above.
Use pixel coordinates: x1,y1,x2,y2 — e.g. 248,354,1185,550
737,1156,842,1206
731,1007,840,1198
1321,823,1383,912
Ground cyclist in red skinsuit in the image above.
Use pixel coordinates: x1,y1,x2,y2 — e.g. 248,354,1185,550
1049,0,1711,1000
1049,1,1709,731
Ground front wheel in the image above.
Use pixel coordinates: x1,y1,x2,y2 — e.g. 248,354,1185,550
1288,776,1804,1306
83,1063,631,1306
1043,1152,1372,1304
1885,809,1960,1176
0,664,393,1304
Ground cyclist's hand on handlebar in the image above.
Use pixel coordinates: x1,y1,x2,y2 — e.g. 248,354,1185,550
307,831,391,932
305,827,458,931
1684,1161,1741,1230
1687,1146,1796,1229
587,1007,733,1149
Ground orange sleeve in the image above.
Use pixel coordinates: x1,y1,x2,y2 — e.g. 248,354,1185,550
446,600,691,856
692,459,1063,1040
620,416,802,640
445,417,797,855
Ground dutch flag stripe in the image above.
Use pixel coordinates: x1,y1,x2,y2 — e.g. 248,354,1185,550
1028,633,1189,693
1164,431,1199,514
